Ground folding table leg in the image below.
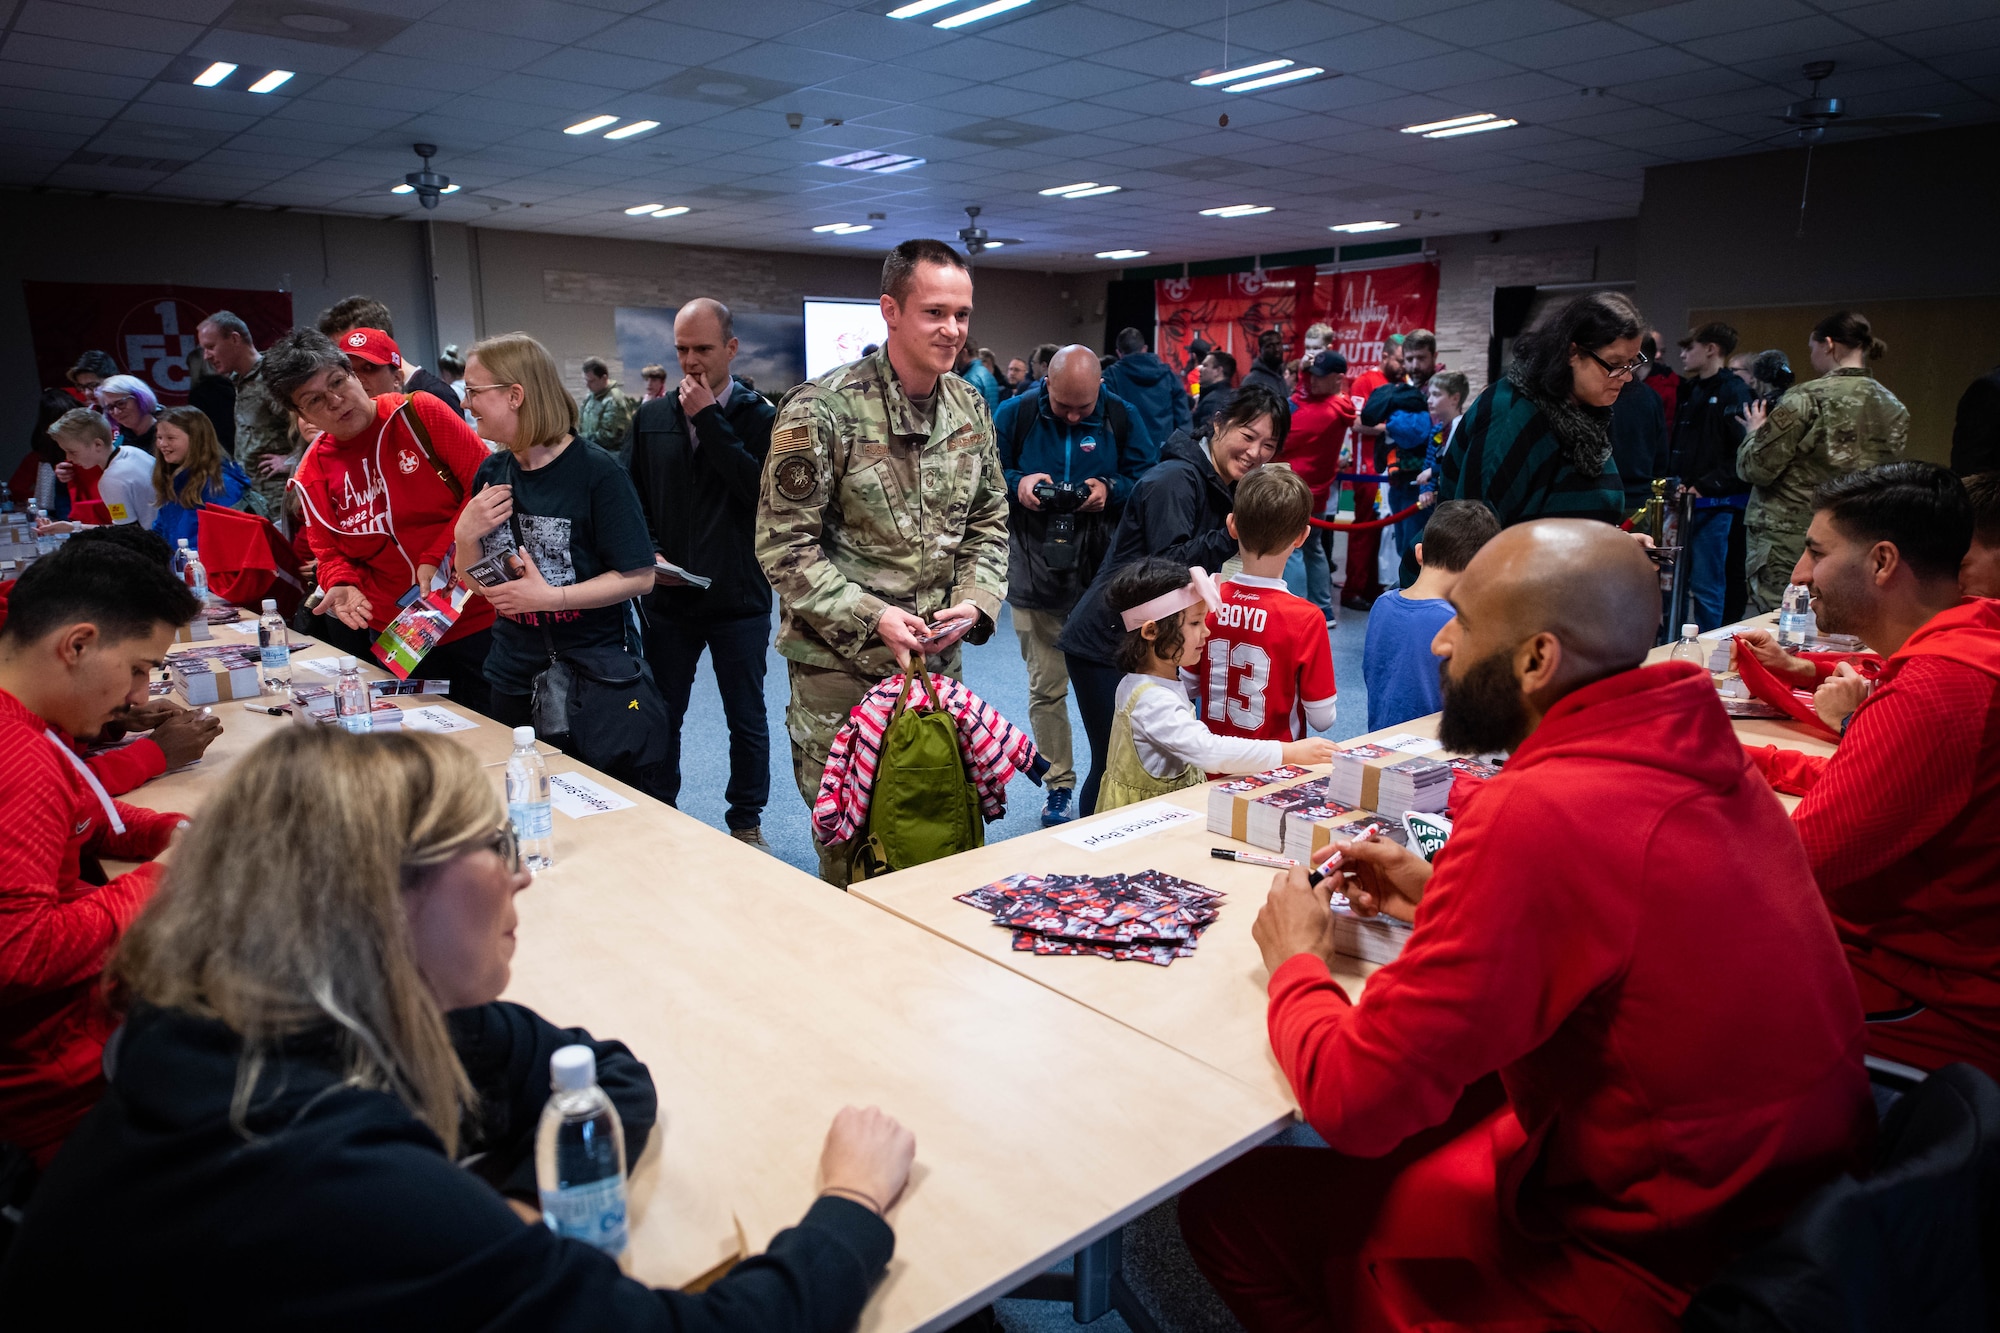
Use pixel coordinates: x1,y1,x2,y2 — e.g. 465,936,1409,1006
1004,1227,1161,1333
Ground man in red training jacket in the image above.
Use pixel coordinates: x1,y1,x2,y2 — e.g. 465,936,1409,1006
0,541,200,1163
1184,519,1871,1332
1740,461,2000,1079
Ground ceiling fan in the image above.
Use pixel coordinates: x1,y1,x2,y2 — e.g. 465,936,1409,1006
1776,60,1941,143
957,206,1022,260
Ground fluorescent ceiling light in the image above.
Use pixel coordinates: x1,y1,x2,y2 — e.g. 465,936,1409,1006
247,69,293,93
1401,113,1496,135
1424,117,1518,138
1329,220,1398,233
391,184,414,194
441,184,459,194
1224,65,1323,92
604,119,658,139
192,61,236,87
934,0,1031,29
1060,184,1120,198
625,204,665,215
565,114,618,135
654,206,689,217
1190,59,1291,87
1096,249,1150,259
1199,204,1273,217
812,222,873,234
1040,182,1096,195
886,0,959,15
817,150,925,173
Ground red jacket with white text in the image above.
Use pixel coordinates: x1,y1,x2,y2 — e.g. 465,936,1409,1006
288,392,494,642
0,687,182,1163
1269,663,1871,1309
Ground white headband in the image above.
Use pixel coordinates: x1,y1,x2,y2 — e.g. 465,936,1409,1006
1121,567,1223,631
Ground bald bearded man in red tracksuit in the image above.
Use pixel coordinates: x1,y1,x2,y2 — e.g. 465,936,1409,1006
1184,521,1872,1332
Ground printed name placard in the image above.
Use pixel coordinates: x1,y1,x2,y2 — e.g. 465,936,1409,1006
548,772,636,820
1052,801,1200,852
1374,732,1443,755
401,705,477,734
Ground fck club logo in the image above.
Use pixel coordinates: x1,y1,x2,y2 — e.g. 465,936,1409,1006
398,449,420,475
347,332,369,348
1161,278,1191,302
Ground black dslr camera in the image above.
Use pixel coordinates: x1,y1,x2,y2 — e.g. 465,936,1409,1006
1032,479,1093,572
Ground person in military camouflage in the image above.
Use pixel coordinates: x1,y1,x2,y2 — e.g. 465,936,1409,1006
1737,310,1909,613
756,238,1009,887
197,311,297,518
579,358,638,465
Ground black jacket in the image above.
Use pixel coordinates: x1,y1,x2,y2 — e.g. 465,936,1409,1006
1360,379,1429,472
0,1002,892,1332
1950,365,2000,477
1669,370,1754,497
1609,377,1668,515
1054,430,1238,667
627,379,776,622
1239,359,1291,418
1101,350,1191,448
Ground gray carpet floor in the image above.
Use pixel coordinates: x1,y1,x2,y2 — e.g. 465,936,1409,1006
664,602,1375,1332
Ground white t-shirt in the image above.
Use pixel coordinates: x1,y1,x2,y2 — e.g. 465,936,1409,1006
97,445,159,531
1116,672,1282,779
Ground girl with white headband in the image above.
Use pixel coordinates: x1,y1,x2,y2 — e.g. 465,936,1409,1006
1097,557,1334,811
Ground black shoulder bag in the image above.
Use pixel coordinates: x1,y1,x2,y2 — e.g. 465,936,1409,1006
503,454,671,778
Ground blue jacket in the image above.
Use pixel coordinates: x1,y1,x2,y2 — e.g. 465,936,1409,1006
151,460,251,552
994,381,1156,506
1103,351,1191,447
959,359,1002,412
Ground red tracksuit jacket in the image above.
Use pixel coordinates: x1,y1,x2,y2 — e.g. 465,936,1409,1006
1268,663,1871,1314
0,582,164,795
1750,597,2000,1077
288,392,494,643
0,688,182,1163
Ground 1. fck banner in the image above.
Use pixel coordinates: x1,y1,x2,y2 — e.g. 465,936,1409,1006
1153,262,1438,385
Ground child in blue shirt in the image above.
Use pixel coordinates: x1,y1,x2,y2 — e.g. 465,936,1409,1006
1363,499,1501,731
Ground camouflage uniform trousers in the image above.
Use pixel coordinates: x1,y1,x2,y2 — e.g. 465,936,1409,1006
1744,516,1809,615
786,646,963,889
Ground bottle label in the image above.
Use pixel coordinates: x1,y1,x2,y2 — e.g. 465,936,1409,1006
261,644,290,671
341,713,372,734
540,1176,628,1255
510,800,553,840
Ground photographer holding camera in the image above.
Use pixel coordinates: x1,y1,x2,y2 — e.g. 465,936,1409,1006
995,344,1157,826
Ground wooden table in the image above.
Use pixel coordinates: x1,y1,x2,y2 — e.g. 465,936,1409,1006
115,634,1296,1333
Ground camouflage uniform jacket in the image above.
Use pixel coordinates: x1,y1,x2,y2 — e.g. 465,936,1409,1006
578,382,638,456
232,355,297,515
756,348,1009,679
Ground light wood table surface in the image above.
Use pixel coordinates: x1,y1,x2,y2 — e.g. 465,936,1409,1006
115,634,1296,1333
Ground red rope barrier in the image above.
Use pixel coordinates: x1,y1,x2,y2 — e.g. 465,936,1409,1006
1307,502,1424,532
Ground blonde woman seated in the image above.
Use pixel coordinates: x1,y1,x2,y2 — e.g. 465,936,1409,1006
0,728,914,1329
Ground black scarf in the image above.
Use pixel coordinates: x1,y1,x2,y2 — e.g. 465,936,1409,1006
1506,362,1613,478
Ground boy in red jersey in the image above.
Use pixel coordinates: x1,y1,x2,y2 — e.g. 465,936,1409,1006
1200,464,1337,743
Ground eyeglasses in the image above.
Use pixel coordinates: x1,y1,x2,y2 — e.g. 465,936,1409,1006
1583,347,1650,380
487,824,523,875
460,383,514,398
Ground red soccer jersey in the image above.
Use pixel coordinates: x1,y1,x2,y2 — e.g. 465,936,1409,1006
1199,574,1336,742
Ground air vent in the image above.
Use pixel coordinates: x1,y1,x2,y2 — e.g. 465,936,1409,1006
218,0,411,49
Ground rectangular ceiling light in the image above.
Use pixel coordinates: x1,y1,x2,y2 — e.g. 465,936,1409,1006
1199,204,1273,217
246,69,293,93
1329,220,1398,232
1224,65,1324,92
886,0,960,15
818,150,925,173
1190,59,1291,87
604,119,659,139
934,0,1031,29
1060,184,1120,197
1424,117,1518,138
813,222,874,234
192,61,237,87
1040,182,1096,195
1401,113,1496,135
1096,249,1150,259
654,206,690,217
565,114,619,135
626,203,666,215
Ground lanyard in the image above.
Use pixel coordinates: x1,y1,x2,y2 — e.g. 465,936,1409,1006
45,728,125,835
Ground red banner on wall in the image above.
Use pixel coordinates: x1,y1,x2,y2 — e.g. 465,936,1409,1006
21,281,294,405
1309,262,1440,374
1154,266,1317,383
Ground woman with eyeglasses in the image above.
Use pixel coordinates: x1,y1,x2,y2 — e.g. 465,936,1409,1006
260,326,497,716
96,374,161,458
0,727,914,1329
1437,291,1648,529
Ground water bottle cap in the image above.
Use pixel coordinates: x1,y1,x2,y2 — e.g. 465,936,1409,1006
178,538,190,548
338,654,357,670
1681,624,1698,638
550,1044,596,1092
261,598,278,612
513,725,536,746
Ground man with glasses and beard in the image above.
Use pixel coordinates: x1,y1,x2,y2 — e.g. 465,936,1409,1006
1181,518,1871,1333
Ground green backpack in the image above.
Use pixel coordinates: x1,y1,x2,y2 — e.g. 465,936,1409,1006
855,657,983,881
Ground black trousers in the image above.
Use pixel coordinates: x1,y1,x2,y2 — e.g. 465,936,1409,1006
487,689,675,804
1064,652,1125,817
641,611,771,831
308,618,494,719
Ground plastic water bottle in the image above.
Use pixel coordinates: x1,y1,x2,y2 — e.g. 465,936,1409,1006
1669,623,1705,667
535,1045,629,1259
183,549,209,600
258,598,290,692
0,480,13,514
335,655,371,734
34,509,57,556
506,726,554,871
1777,584,1813,649
173,537,191,579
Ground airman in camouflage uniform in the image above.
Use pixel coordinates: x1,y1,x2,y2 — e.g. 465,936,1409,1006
1738,367,1909,612
233,358,299,515
756,346,1009,885
579,367,638,465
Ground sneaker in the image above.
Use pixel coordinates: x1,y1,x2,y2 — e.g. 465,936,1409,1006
1041,787,1075,827
730,825,774,852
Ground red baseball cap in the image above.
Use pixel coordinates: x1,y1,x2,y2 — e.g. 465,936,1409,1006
340,327,401,368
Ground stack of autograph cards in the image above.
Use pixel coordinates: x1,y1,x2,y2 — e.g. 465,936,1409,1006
955,870,1224,966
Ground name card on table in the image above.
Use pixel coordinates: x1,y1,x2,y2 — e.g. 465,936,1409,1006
402,705,477,734
1373,732,1443,755
1052,801,1200,852
549,772,636,820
